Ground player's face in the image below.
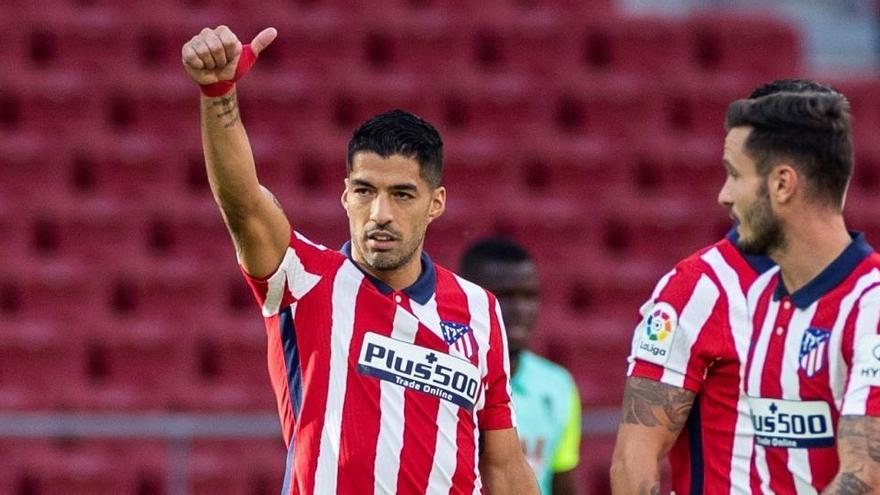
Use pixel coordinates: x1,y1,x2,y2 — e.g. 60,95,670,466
474,260,539,359
718,127,785,255
343,152,445,274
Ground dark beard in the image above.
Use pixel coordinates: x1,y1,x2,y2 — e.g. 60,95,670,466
736,184,785,255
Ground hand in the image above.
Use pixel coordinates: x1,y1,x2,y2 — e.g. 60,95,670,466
182,26,277,86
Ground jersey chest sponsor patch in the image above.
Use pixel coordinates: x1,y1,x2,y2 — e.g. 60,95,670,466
635,302,678,365
357,332,481,410
748,396,834,449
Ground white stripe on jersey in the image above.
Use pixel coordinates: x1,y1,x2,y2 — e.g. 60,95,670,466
701,247,754,495
471,419,482,495
783,305,818,492
841,271,880,414
315,262,363,494
373,306,421,495
260,246,323,317
410,296,459,495
745,270,780,495
458,276,494,490
660,274,719,387
628,269,677,376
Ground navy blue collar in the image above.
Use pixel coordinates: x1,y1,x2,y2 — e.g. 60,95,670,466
725,227,776,274
774,232,874,309
340,242,436,305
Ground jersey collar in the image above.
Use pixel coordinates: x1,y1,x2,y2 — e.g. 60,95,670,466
725,226,776,274
774,231,874,308
340,241,437,305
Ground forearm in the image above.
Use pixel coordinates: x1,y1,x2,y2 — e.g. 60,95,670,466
610,450,661,495
200,90,263,216
480,457,539,495
820,416,880,495
820,472,874,495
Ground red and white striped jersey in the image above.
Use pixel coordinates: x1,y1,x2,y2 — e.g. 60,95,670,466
744,233,880,493
242,230,516,495
628,233,775,495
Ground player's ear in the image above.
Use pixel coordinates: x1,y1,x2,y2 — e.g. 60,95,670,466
770,164,798,205
341,178,350,213
427,186,446,223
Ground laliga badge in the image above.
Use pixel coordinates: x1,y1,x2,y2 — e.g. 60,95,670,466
636,302,678,365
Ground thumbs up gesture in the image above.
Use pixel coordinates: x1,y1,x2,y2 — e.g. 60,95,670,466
182,26,277,86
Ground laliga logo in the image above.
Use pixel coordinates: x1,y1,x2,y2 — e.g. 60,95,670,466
645,308,673,342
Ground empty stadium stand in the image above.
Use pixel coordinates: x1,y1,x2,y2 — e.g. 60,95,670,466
2,1,878,493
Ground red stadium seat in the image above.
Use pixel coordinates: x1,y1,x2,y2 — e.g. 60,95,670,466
69,319,192,411
0,320,81,410
577,16,692,77
189,439,286,495
544,75,666,140
686,13,801,78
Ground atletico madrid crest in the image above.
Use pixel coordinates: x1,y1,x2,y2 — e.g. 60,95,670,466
441,321,477,361
799,327,831,378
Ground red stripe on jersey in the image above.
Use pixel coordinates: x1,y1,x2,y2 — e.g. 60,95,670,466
744,281,775,394
265,314,294,445
759,293,796,495
436,269,479,494
395,296,442,495
336,280,394,494
630,361,665,382
291,262,341,495
802,295,844,490
479,292,515,429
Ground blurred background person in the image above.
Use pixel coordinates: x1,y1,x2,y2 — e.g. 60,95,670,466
461,238,582,495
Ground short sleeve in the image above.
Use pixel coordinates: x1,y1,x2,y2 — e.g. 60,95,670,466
241,230,338,317
627,263,724,393
477,294,516,430
551,381,581,473
841,284,880,416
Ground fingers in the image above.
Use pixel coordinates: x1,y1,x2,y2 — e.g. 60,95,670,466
181,41,204,70
200,27,227,68
250,27,278,56
216,25,242,65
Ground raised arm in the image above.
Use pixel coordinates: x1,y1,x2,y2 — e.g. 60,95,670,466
820,416,880,494
182,26,290,278
610,376,696,495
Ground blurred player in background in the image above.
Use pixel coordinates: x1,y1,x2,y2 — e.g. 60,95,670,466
610,80,837,495
181,25,538,494
726,87,880,492
460,238,581,495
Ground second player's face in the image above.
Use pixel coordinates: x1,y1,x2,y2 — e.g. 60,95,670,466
476,260,539,359
343,152,445,275
718,126,784,255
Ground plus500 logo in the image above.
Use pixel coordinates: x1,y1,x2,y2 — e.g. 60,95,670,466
747,397,835,448
358,332,481,409
752,411,829,436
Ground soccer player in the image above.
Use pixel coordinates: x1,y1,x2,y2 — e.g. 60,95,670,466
610,80,837,495
724,88,880,491
181,26,539,494
460,238,581,495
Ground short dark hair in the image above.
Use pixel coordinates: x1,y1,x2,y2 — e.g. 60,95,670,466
725,91,853,209
347,109,444,187
748,78,839,99
460,238,532,279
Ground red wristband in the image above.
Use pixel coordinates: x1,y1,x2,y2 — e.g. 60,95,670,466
200,44,258,97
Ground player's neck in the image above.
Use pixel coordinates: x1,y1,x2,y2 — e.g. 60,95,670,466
771,211,850,294
358,250,425,292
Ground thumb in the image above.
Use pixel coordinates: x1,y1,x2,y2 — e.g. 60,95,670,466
250,27,278,56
